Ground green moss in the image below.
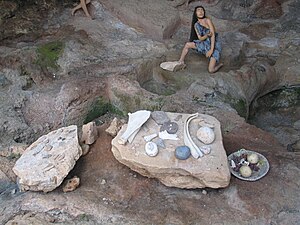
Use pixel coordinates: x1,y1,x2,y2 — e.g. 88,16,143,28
78,214,89,222
232,99,248,119
7,152,21,161
84,97,124,123
112,90,165,114
36,41,64,70
142,80,176,96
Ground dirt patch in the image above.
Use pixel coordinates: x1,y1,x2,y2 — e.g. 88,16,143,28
56,121,300,224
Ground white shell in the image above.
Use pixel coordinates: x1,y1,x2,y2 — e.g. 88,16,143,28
145,142,159,157
199,145,211,155
231,160,236,168
196,126,215,144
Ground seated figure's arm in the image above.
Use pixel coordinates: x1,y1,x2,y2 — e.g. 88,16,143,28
207,19,216,52
194,24,208,41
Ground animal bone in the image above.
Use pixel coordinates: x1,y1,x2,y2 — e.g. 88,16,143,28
143,133,158,142
128,127,141,144
159,130,179,140
118,110,151,145
184,113,204,158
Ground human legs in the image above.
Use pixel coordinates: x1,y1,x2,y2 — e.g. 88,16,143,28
208,57,223,73
179,42,196,64
71,0,91,18
80,0,91,18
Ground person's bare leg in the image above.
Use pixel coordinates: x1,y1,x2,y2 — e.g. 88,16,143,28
179,42,196,64
72,0,91,16
208,57,223,73
72,4,82,15
80,0,92,18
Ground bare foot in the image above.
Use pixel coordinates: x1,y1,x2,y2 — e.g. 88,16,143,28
174,61,186,72
215,63,224,72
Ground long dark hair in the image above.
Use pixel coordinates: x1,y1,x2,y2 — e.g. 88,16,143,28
189,6,206,42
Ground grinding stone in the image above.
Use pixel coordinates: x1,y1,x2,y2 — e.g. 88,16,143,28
151,111,170,125
160,121,178,134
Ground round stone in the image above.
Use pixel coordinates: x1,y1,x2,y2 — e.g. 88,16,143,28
175,146,191,160
160,121,179,134
196,126,215,144
145,142,159,157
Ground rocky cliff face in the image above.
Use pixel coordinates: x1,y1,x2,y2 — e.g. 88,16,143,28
0,0,299,224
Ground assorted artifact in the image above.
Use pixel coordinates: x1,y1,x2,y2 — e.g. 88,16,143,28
118,110,217,160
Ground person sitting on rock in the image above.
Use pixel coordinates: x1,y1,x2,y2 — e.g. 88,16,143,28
177,6,223,73
71,0,92,19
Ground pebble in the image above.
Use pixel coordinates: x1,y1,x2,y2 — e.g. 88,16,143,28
202,190,207,195
81,144,90,156
175,146,191,160
155,138,166,149
101,179,106,185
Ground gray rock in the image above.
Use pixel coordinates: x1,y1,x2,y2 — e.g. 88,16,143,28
160,121,179,134
81,143,90,156
154,138,166,149
0,73,11,88
294,120,300,130
151,111,170,125
175,146,191,160
0,169,12,193
13,125,82,192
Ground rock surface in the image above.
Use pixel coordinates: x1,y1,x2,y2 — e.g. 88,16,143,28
99,0,180,39
0,169,12,193
112,112,230,189
13,125,82,192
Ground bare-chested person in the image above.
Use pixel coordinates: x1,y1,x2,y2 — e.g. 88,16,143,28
71,0,92,19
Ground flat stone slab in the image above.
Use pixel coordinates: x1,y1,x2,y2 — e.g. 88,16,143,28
13,125,82,192
111,112,231,189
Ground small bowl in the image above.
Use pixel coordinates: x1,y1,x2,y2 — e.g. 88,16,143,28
228,149,270,181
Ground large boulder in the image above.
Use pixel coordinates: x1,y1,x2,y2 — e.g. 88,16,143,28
13,125,82,192
111,112,230,189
